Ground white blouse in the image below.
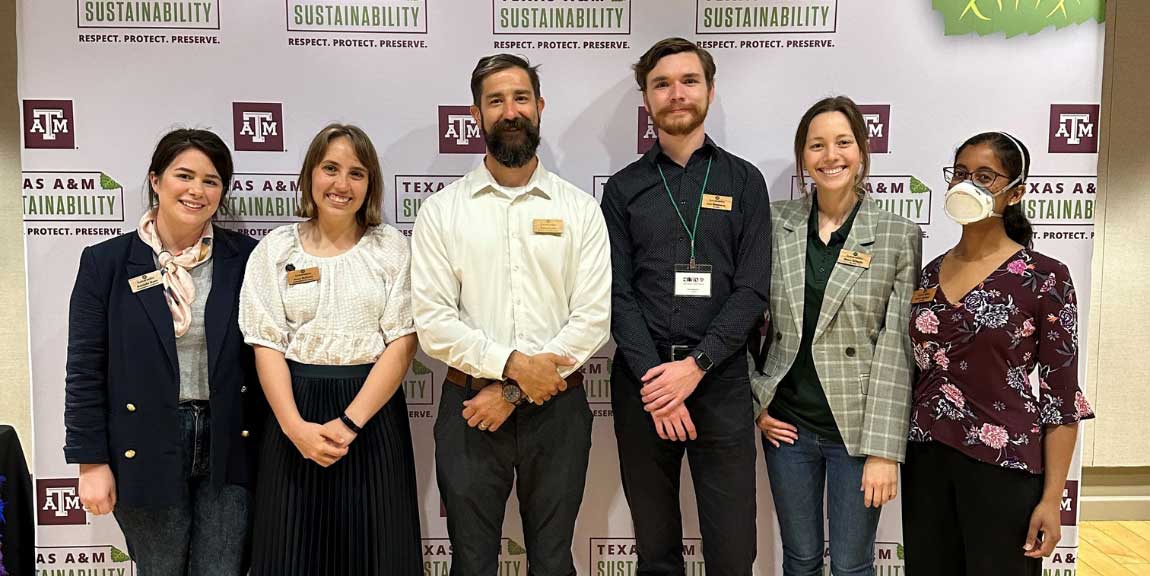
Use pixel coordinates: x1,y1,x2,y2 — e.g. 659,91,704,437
239,223,415,365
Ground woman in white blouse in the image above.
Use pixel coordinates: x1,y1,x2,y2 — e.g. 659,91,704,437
239,124,421,574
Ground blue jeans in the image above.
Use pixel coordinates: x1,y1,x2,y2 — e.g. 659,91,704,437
763,427,882,576
114,402,250,576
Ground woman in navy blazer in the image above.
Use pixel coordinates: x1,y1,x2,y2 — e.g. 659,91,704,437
64,129,265,576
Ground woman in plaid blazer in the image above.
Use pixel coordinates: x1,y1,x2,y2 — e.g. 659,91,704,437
750,96,921,576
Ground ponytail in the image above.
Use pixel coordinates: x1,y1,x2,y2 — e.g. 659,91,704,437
1002,202,1033,248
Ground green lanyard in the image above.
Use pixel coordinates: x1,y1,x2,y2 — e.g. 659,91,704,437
657,156,713,268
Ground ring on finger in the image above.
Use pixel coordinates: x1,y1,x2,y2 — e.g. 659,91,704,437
478,422,489,431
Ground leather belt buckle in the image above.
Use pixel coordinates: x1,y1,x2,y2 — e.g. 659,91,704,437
670,344,691,362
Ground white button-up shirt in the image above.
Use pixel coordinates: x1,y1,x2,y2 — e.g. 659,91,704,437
411,161,611,379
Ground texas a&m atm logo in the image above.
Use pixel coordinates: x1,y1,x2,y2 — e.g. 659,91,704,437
857,104,890,154
232,102,284,152
1049,105,1099,154
439,106,484,154
37,478,85,526
23,100,75,149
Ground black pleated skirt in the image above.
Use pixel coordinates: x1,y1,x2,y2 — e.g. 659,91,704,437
250,362,422,575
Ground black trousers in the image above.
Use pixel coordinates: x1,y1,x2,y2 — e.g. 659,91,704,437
435,378,593,576
902,441,1044,576
611,353,757,576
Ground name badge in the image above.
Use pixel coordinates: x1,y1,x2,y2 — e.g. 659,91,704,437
128,271,163,293
837,249,872,269
287,267,321,286
674,263,712,298
911,286,938,305
532,219,564,235
701,194,733,211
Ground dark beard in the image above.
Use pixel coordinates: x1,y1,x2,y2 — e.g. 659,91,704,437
484,115,541,168
654,103,706,137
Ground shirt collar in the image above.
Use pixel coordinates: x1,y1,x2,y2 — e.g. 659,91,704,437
809,192,862,243
645,134,719,167
471,157,553,200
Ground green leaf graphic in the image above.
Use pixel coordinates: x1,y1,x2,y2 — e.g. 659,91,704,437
100,172,122,190
897,543,905,561
909,176,931,194
507,539,527,556
933,0,1104,38
110,546,131,562
412,359,432,375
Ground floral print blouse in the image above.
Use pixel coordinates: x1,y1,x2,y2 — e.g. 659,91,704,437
908,248,1094,474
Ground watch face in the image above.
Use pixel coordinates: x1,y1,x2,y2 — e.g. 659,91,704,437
502,384,522,403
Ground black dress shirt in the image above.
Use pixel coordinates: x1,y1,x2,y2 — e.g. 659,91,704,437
602,136,772,380
769,194,861,442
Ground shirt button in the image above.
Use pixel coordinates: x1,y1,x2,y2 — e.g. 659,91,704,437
674,307,680,313
776,332,782,342
124,450,137,459
845,347,856,357
126,403,136,412
241,386,248,393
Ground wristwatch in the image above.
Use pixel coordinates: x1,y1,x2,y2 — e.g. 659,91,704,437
502,382,526,406
690,349,714,373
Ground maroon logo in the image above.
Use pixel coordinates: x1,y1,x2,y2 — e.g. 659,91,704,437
1049,105,1099,153
438,106,484,154
857,105,890,154
37,478,86,525
637,106,658,154
1060,480,1079,526
232,102,284,152
23,100,75,149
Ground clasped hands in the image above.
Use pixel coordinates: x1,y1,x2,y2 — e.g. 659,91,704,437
641,358,705,442
286,416,359,468
461,351,575,433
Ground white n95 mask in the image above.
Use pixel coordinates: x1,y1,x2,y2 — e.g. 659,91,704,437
943,181,1006,225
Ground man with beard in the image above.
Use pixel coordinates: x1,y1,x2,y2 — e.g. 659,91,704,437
411,54,611,575
601,38,771,574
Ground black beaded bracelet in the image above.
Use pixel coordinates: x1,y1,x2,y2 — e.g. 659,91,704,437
339,413,363,434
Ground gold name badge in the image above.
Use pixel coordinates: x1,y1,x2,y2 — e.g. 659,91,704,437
837,249,872,269
287,267,321,286
911,286,938,305
701,194,733,211
532,219,564,235
128,271,163,293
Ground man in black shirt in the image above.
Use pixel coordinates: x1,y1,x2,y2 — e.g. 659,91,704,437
601,37,772,575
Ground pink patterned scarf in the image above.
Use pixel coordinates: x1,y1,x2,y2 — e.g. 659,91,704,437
136,209,214,338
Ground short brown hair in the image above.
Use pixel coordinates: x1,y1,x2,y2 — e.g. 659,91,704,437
471,53,541,107
793,96,872,196
633,37,716,92
295,123,383,227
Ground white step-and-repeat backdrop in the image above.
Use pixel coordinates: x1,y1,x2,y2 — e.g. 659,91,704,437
20,0,1103,573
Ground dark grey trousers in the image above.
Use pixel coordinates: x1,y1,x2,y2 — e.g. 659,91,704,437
434,378,593,576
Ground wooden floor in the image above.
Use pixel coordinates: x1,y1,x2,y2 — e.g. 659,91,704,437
1079,522,1150,575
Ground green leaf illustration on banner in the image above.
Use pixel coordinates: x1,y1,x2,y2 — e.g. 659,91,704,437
910,176,931,194
412,359,432,375
110,546,131,562
100,172,122,190
897,543,905,561
507,539,527,556
933,0,1105,38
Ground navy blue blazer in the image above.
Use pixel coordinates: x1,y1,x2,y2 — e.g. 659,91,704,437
64,225,266,507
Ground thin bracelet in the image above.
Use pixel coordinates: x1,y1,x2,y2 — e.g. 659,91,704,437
339,413,363,434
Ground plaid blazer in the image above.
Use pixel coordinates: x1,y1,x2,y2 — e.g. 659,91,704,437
750,194,921,462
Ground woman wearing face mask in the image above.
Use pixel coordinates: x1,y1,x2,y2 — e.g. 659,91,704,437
902,132,1094,575
751,96,921,576
239,124,421,574
64,129,263,575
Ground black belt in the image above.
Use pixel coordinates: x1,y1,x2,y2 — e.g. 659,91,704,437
655,343,698,362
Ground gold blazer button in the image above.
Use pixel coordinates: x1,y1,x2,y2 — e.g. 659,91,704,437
124,450,137,459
